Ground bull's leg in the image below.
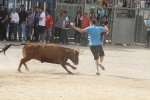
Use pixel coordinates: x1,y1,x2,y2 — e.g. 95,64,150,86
18,57,31,72
23,63,29,71
65,62,77,70
61,64,73,74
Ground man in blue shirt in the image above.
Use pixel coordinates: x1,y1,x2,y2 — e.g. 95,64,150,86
34,7,40,42
146,17,150,48
70,19,110,75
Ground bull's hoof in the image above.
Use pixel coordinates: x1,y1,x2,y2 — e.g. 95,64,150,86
26,69,29,71
68,72,74,75
73,67,77,70
17,69,22,73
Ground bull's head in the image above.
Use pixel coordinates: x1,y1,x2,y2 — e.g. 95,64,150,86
70,49,84,65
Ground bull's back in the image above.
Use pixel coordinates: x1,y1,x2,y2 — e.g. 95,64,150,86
23,43,67,64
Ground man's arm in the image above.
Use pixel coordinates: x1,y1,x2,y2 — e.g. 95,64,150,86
2,14,8,23
38,16,43,20
70,22,86,33
104,26,110,33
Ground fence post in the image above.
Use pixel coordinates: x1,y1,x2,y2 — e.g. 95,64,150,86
135,8,139,45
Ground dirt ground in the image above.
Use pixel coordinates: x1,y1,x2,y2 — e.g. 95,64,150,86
0,42,150,100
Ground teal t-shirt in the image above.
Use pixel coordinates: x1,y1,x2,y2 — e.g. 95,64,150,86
146,20,150,31
85,26,105,46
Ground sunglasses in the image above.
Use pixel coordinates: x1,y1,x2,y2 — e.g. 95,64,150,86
1,7,4,8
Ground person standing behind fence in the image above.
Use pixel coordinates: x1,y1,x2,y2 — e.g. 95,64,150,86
145,16,150,48
55,10,64,43
60,11,69,45
0,5,8,41
33,7,40,42
38,7,46,44
81,12,90,46
8,8,19,41
18,4,28,42
26,9,34,42
74,11,82,45
90,13,96,20
45,10,53,43
101,15,108,45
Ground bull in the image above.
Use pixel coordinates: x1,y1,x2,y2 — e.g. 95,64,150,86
0,43,80,74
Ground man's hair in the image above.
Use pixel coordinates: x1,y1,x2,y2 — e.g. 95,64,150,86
20,4,24,7
39,7,44,10
84,12,88,15
46,10,50,14
91,19,97,25
35,7,39,9
103,15,107,19
0,4,4,7
63,11,67,14
28,9,32,11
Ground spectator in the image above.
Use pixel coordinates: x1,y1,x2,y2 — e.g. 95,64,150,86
0,5,8,41
38,7,46,44
18,4,28,42
33,7,40,42
45,10,53,43
115,0,123,7
101,15,108,27
90,13,96,20
101,15,108,45
81,12,90,46
141,0,146,8
102,0,108,7
60,11,69,45
74,11,82,45
96,14,101,26
117,13,122,18
134,0,141,8
8,8,19,41
145,16,150,48
55,10,64,43
26,9,34,41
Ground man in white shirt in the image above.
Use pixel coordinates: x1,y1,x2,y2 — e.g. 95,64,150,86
8,7,19,41
38,7,46,44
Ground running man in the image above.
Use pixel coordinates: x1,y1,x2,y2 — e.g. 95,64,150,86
70,19,110,75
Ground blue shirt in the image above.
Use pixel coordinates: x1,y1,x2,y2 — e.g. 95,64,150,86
34,12,40,25
146,20,150,31
85,26,105,46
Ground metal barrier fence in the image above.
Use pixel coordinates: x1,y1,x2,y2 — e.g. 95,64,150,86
53,4,149,45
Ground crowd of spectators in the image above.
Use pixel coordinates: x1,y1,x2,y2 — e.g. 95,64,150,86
57,0,150,9
0,4,54,44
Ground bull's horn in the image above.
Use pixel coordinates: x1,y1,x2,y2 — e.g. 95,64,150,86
76,49,84,55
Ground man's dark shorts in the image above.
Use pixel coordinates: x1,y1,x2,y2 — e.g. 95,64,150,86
38,25,45,33
90,45,105,60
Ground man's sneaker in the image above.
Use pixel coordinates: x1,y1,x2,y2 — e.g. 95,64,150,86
99,63,105,70
43,40,46,44
96,72,100,75
3,39,6,42
59,42,63,45
64,43,68,45
38,40,43,44
77,43,80,45
22,40,25,43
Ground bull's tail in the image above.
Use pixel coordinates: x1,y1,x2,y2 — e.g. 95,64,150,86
0,43,27,55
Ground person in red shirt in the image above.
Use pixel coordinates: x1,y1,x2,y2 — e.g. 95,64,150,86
45,11,53,43
81,12,90,46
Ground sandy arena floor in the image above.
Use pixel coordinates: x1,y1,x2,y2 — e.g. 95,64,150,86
0,42,150,100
